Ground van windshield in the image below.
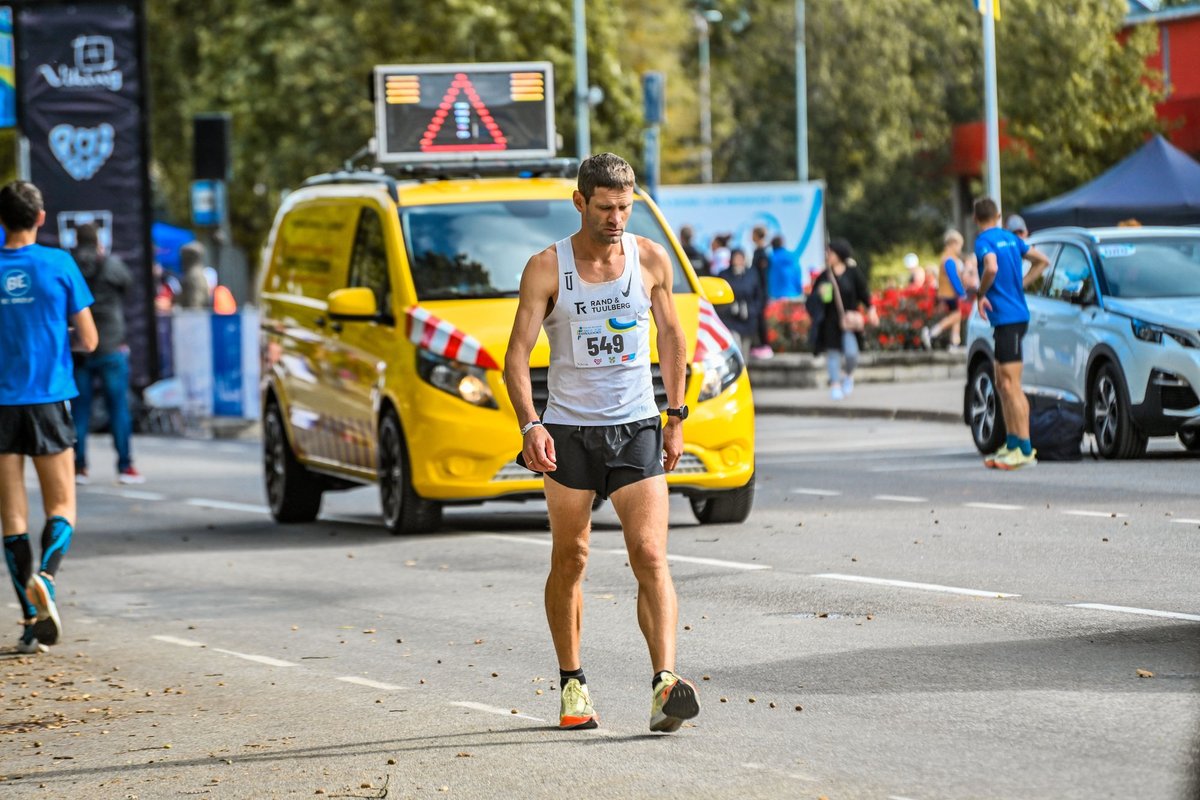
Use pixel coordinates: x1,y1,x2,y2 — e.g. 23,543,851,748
1096,236,1200,298
399,200,693,300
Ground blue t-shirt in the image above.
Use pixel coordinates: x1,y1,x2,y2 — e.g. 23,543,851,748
974,227,1030,326
767,249,803,299
942,257,965,298
0,244,94,405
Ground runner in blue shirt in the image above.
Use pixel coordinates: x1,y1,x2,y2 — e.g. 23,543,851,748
0,181,97,653
972,197,1050,471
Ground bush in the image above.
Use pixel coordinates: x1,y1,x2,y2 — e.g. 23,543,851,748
763,299,812,353
867,284,939,351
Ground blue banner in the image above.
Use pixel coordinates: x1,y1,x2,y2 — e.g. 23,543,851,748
210,313,243,417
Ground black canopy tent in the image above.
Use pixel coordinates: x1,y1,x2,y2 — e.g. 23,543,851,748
1021,135,1200,230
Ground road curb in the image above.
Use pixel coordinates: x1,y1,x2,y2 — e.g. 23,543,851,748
754,403,962,424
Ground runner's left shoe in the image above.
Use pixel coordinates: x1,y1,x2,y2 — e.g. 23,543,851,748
17,622,47,654
650,671,700,733
26,574,61,646
993,447,1038,471
559,678,598,729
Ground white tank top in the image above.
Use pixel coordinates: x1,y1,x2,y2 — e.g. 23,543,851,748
542,234,658,425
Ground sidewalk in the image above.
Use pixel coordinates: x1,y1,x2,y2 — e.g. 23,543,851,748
752,378,964,423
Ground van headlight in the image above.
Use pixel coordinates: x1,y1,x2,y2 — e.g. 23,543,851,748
1132,319,1200,348
416,350,497,408
697,346,744,402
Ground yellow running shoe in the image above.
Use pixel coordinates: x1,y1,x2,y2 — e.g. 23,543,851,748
993,447,1038,471
650,671,700,733
983,445,1011,469
559,678,598,730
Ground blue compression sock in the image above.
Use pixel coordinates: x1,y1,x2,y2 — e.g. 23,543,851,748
1006,434,1020,451
40,517,73,577
1019,438,1033,456
4,534,36,618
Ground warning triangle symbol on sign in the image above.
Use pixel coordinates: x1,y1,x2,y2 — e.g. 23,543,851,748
420,73,509,152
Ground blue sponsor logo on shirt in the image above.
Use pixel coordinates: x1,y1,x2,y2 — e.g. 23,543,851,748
2,268,31,297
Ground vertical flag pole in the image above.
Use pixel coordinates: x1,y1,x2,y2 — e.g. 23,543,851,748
795,0,808,182
982,1,1001,209
573,0,590,159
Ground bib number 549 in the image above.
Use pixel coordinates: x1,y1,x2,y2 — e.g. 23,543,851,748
586,334,625,356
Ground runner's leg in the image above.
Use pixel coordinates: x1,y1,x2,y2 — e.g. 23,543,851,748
609,475,675,673
543,477,595,671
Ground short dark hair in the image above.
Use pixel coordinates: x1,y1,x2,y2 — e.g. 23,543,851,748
577,153,636,201
771,235,784,248
828,238,853,264
75,222,100,250
973,197,1000,224
0,181,43,231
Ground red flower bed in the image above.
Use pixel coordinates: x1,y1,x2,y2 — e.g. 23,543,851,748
761,285,942,353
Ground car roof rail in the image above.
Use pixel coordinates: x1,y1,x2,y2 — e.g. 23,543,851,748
389,157,580,180
301,170,399,202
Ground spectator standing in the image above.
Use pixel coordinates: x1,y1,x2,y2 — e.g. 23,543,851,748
678,225,710,276
767,235,803,299
0,181,98,653
921,229,968,350
749,226,772,356
714,248,763,356
808,239,876,400
71,223,144,485
709,234,731,276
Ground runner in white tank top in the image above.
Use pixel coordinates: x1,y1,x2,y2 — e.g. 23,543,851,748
504,153,700,733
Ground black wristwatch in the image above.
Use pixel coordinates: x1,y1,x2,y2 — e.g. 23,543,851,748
666,404,689,421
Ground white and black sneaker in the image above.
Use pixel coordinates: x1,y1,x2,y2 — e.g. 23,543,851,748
26,574,61,646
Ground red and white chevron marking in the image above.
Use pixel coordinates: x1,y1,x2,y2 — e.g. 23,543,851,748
406,306,500,370
693,298,735,362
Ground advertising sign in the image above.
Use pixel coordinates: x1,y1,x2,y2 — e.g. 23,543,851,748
0,8,13,128
655,181,827,288
374,62,555,163
15,2,155,384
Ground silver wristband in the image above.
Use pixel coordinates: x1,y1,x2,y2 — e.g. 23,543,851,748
520,420,543,436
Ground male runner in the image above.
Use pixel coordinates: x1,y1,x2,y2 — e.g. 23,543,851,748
504,153,700,732
972,197,1050,470
0,180,97,652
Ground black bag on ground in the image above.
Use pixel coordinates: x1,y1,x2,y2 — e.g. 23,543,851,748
1028,397,1084,461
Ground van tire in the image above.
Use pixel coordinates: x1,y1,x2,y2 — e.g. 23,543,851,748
1090,363,1147,459
1178,428,1200,452
689,472,755,524
379,411,442,534
263,399,323,523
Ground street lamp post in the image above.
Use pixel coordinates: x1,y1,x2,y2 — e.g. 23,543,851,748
695,9,722,184
573,0,590,159
795,0,808,182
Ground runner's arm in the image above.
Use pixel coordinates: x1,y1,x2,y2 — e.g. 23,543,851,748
945,258,966,298
643,239,687,472
70,307,99,353
505,249,558,472
1021,247,1051,289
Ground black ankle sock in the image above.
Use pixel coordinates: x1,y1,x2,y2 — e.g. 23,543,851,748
40,516,72,577
4,534,35,617
653,670,672,689
559,667,585,687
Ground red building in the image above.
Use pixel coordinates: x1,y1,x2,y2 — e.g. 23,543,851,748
1127,0,1200,155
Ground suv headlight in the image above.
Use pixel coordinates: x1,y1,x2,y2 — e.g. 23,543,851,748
1131,319,1200,348
416,350,497,408
697,345,744,402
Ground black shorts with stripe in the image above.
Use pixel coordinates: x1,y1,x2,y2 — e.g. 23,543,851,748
0,401,76,456
543,416,665,501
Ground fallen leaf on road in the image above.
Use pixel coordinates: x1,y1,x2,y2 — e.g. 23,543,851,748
362,629,376,635
456,752,472,757
1137,669,1154,678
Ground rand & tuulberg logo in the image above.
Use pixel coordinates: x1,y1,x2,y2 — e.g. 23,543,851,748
38,35,122,91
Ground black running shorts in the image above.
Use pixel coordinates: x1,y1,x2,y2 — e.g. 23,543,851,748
0,401,76,456
542,416,665,500
993,322,1028,365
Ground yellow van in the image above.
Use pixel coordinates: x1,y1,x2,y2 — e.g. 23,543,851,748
258,167,755,533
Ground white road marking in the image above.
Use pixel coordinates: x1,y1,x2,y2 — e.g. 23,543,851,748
152,635,204,647
1062,510,1127,519
450,701,544,722
483,534,771,571
889,796,923,800
1068,603,1200,622
871,463,976,473
186,498,270,514
964,502,1023,511
1170,518,1200,525
760,448,968,465
119,489,166,501
790,488,842,497
337,676,405,691
212,648,297,667
813,573,1020,599
873,494,928,503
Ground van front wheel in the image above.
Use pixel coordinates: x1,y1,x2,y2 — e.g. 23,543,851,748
263,399,323,523
689,473,755,524
378,411,442,534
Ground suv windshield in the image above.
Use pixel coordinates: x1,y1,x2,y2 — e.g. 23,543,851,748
1096,237,1200,299
400,200,693,300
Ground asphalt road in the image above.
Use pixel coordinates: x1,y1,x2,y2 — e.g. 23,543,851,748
2,417,1198,800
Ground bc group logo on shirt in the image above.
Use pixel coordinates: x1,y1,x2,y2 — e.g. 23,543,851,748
2,268,31,297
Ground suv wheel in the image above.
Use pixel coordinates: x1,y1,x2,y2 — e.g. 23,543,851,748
378,410,442,534
1090,363,1148,459
689,472,755,524
263,399,323,523
968,360,1006,454
1179,428,1200,452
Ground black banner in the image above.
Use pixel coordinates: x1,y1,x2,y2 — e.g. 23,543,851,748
15,1,155,385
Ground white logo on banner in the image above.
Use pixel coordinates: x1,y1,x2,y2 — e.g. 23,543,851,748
38,35,123,91
57,210,114,251
49,123,114,180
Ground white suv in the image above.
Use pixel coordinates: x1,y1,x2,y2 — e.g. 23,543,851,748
965,226,1200,458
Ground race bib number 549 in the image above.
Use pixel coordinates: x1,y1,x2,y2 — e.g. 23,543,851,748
571,316,640,368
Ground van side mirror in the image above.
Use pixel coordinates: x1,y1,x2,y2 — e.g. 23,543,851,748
698,276,734,306
328,287,379,320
